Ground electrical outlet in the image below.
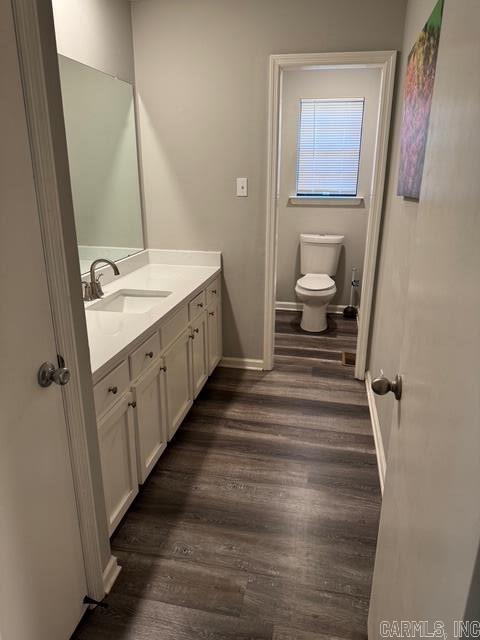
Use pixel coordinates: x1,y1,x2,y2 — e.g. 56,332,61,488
236,177,248,197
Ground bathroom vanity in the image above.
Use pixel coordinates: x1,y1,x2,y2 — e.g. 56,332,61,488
57,54,224,537
84,251,222,535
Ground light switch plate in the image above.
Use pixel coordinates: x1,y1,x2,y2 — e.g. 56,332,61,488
236,177,248,197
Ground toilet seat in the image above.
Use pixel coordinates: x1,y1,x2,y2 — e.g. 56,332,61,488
297,273,335,292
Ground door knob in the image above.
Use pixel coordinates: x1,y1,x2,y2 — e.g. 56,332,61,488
38,361,71,387
372,373,402,400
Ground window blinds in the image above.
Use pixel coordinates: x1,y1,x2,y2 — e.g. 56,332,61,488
296,98,364,197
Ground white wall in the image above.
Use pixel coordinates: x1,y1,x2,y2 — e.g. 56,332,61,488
368,0,438,453
131,0,407,360
276,68,381,306
51,0,135,82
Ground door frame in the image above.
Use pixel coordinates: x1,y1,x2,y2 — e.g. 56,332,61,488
263,51,396,379
11,0,112,600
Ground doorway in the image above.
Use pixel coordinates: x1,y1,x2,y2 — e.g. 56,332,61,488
263,52,396,379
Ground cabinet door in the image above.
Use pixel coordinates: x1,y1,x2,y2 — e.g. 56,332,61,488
132,364,167,484
207,303,222,374
97,394,138,535
164,328,193,440
190,311,208,398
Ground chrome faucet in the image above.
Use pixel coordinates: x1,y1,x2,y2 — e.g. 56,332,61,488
83,258,120,301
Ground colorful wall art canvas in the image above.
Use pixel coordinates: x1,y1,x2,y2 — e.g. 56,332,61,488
397,0,444,199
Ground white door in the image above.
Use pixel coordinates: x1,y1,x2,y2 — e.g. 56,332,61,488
207,305,221,374
98,393,138,534
369,3,480,637
164,329,193,439
0,4,87,639
190,312,208,397
132,363,167,483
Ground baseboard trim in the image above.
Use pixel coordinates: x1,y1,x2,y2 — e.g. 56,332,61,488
102,555,121,595
328,304,347,315
219,357,265,370
275,301,346,315
275,301,302,311
365,371,386,494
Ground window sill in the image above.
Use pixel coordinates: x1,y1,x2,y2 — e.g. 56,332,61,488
288,196,364,208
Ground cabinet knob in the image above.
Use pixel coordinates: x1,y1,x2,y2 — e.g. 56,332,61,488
159,365,167,372
128,401,137,408
189,333,195,340
211,289,217,294
209,311,215,316
146,351,154,358
197,302,204,308
108,385,118,395
194,328,199,333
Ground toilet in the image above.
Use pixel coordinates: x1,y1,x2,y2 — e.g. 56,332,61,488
295,234,344,332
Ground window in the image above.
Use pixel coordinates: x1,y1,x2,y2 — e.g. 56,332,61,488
296,98,364,197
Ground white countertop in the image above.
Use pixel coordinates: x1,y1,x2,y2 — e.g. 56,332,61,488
85,262,220,381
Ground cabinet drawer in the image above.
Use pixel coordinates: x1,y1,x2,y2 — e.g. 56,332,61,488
94,360,130,418
206,277,220,307
129,332,161,380
160,304,188,348
189,290,206,320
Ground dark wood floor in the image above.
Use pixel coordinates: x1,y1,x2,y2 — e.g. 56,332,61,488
73,311,380,640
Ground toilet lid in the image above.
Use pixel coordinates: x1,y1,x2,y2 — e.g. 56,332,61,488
297,274,335,291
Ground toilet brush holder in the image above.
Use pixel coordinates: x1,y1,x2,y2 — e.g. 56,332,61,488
344,267,359,319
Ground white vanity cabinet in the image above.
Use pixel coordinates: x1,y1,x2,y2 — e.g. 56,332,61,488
92,274,222,535
131,361,167,484
97,392,138,535
163,328,193,440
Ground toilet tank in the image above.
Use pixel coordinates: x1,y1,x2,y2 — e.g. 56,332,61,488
300,234,344,275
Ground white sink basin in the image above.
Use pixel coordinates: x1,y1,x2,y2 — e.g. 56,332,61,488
87,289,172,314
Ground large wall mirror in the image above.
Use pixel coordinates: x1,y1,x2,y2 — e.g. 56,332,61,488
58,55,144,274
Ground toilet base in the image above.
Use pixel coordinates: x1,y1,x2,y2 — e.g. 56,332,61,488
300,303,328,333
